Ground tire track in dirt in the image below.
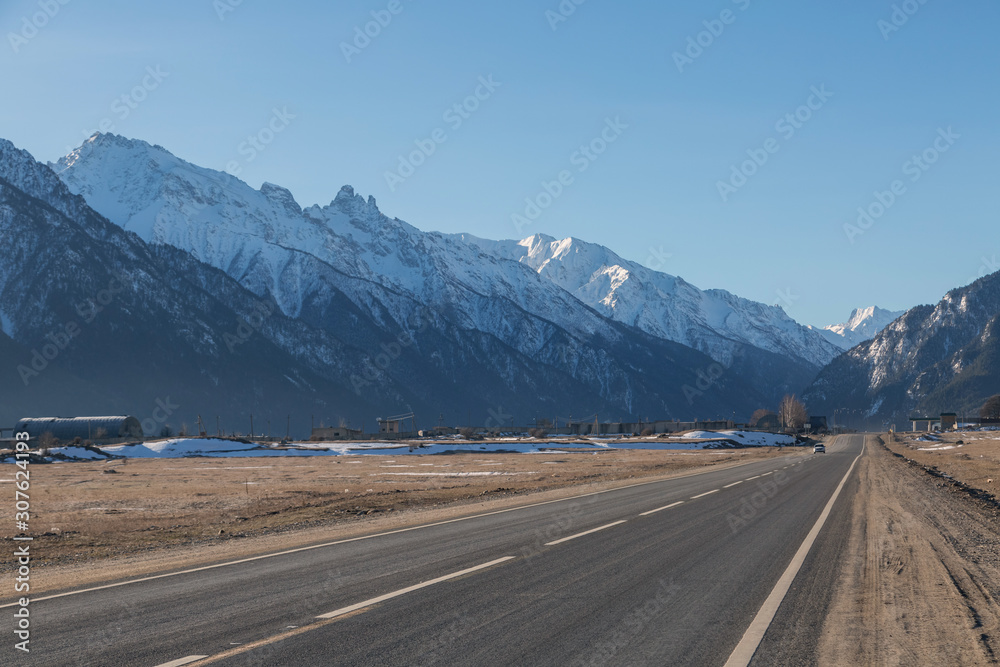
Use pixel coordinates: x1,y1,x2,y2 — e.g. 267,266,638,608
818,436,1000,665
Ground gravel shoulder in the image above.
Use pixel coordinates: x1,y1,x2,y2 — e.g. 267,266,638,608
818,435,1000,665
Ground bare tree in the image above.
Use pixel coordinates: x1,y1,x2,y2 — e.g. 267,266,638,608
749,409,775,427
778,395,809,431
981,394,1000,420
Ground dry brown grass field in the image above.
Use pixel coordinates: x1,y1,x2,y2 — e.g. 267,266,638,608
884,430,1000,503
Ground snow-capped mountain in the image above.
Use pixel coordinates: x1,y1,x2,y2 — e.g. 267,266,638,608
0,137,384,432
804,275,1000,424
812,306,904,350
52,134,843,409
38,133,780,422
468,233,841,369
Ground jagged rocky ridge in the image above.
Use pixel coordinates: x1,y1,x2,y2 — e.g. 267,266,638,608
50,134,846,414
1,136,778,431
812,306,905,350
804,273,1000,425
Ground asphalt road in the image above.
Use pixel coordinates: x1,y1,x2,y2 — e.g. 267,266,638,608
11,435,865,666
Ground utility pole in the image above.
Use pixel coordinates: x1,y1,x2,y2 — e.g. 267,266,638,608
250,413,254,438
286,414,290,440
216,416,220,437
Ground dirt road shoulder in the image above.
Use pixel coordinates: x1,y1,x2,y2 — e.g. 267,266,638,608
818,435,1000,665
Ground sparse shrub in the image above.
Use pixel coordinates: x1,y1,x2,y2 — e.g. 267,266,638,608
38,432,59,450
159,425,175,438
458,427,476,439
528,428,548,438
641,428,654,437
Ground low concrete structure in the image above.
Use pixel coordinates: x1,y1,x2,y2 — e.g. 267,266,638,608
909,412,960,431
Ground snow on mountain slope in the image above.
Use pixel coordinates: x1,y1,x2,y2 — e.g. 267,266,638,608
53,133,835,412
812,306,905,350
804,273,1000,422
53,134,787,420
53,135,617,346
464,233,841,368
0,137,393,430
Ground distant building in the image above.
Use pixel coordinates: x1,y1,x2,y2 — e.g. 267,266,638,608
808,416,828,434
377,413,416,437
908,412,959,431
565,419,735,435
379,419,401,434
14,416,143,443
311,426,363,441
418,427,457,437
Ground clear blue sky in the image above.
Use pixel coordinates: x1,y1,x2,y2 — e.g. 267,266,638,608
3,0,998,327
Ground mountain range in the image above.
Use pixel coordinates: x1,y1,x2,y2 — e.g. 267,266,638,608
42,134,848,423
804,274,1000,426
3,132,987,435
0,134,822,432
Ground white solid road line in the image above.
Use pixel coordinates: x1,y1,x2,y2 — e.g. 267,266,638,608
639,501,684,516
316,557,515,620
723,481,743,489
153,656,209,667
690,489,719,499
760,472,773,476
746,475,761,480
724,441,865,667
545,520,628,546
0,458,762,610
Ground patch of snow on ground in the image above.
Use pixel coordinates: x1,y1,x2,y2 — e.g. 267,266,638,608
49,446,108,460
101,438,277,458
671,431,796,447
59,431,807,459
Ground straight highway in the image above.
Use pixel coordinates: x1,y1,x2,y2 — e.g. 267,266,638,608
12,435,865,666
